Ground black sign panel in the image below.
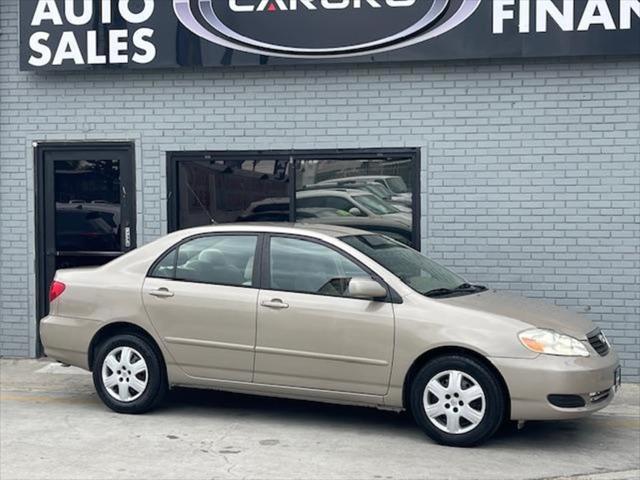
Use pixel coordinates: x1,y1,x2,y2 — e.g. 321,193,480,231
19,0,640,71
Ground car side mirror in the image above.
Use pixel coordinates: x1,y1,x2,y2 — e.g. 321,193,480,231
348,277,387,300
348,207,363,217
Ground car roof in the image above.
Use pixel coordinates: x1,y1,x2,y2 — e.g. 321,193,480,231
297,188,368,197
319,175,395,182
170,222,368,239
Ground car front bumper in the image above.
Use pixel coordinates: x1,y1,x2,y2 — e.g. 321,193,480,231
491,350,620,421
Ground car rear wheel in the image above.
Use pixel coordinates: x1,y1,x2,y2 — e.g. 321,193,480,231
409,355,506,447
93,334,166,414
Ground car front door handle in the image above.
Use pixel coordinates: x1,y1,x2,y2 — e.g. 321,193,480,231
149,288,174,298
260,299,289,309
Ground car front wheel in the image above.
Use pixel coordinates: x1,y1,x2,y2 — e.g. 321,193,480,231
409,355,506,447
93,333,166,414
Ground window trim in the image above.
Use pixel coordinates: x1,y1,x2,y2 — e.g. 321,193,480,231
166,148,421,249
261,233,401,303
146,232,262,289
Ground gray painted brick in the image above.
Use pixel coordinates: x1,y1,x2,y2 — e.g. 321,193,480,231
1,0,639,380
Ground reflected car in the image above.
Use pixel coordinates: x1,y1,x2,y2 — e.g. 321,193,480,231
303,180,411,211
41,224,620,447
301,216,413,246
315,175,411,204
297,189,411,223
56,202,120,251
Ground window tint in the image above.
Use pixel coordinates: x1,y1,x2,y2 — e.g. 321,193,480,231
152,235,257,287
296,196,324,209
269,237,368,297
150,249,176,279
324,196,355,211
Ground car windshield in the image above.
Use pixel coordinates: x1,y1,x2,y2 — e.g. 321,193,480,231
355,194,399,215
386,177,409,194
341,234,471,296
366,183,392,199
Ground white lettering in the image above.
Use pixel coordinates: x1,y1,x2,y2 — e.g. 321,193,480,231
294,0,317,9
132,28,156,64
101,0,113,23
31,0,63,26
577,0,616,31
65,0,93,26
519,0,530,33
493,0,515,34
321,0,350,8
536,0,573,32
230,0,255,11
231,0,415,11
87,31,107,64
620,0,640,29
109,29,129,63
354,0,382,7
52,31,84,65
118,0,154,23
28,32,52,66
257,0,288,9
386,0,415,5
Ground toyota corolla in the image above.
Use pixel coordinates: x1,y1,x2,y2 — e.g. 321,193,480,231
40,224,620,447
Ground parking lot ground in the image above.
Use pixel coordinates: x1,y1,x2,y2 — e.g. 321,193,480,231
1,359,639,480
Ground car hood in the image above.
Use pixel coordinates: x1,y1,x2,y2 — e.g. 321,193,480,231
439,290,594,339
384,212,412,225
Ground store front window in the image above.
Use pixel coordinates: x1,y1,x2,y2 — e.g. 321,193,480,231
168,149,419,247
176,157,290,228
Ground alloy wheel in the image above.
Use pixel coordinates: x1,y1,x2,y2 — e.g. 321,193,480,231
423,369,486,434
101,346,148,402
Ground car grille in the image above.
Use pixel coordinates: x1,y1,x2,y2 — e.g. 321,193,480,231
587,328,610,357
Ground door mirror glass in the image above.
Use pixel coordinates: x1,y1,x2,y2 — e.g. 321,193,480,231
348,207,363,217
348,277,387,299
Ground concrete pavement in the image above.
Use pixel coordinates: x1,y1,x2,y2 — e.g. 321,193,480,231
1,359,639,480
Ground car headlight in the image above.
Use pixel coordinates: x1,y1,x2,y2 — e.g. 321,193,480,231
518,328,590,357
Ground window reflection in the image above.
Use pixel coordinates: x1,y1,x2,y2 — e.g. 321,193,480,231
177,159,290,228
54,160,121,252
172,153,417,247
295,159,414,246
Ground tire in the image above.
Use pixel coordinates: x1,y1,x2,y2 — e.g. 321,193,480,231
92,333,167,414
409,355,506,447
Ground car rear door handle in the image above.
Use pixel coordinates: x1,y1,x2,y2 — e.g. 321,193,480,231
149,288,174,298
260,299,289,309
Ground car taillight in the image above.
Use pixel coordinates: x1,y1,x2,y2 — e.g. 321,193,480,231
49,281,66,302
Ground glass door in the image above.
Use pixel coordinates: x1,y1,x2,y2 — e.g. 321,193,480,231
36,144,136,342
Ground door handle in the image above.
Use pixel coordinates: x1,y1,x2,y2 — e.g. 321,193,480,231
260,299,289,309
149,288,174,298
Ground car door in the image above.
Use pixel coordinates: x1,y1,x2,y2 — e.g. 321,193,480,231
142,234,259,382
254,235,395,395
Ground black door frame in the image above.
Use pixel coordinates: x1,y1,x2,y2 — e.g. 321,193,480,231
166,148,421,245
35,142,137,354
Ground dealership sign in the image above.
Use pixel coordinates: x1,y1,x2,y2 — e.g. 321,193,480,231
20,0,640,70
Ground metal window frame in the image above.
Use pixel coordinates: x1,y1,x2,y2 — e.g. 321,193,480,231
166,148,421,245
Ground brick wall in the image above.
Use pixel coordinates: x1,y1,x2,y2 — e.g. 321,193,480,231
1,0,639,379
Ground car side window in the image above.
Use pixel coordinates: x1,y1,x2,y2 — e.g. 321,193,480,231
150,249,177,279
269,236,369,298
324,196,354,211
150,235,258,287
296,197,324,209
